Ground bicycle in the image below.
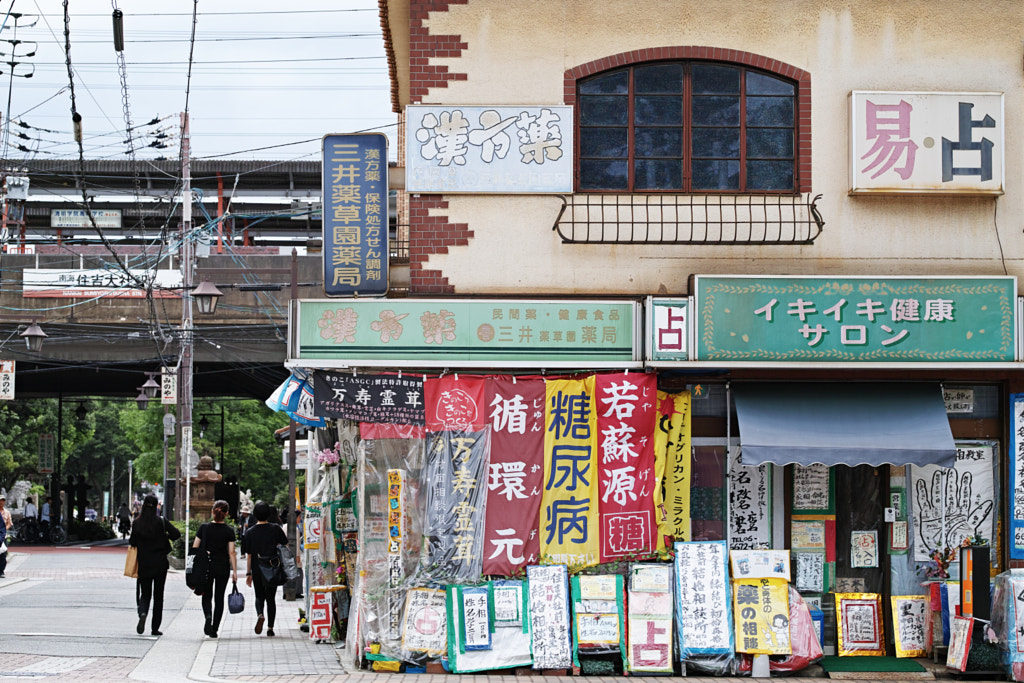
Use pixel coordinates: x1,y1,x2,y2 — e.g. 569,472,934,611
12,518,66,545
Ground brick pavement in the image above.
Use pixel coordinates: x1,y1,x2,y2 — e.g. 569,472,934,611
0,654,137,680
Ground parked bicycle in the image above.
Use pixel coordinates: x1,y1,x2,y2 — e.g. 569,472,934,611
11,517,66,545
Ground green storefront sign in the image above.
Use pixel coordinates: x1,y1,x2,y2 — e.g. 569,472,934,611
293,299,641,367
694,276,1016,362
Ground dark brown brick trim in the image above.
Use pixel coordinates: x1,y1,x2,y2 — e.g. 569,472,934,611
409,1,469,103
564,47,812,192
408,195,471,294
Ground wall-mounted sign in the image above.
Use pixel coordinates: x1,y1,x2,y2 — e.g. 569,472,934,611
694,275,1016,363
850,92,1003,194
1012,394,1024,560
293,299,641,368
321,133,388,297
406,105,572,193
161,366,177,405
23,269,182,299
647,298,688,361
50,208,122,228
943,388,974,414
38,433,54,474
0,360,13,400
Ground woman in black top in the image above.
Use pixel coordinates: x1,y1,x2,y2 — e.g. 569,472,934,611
129,494,181,636
192,499,237,638
244,501,289,637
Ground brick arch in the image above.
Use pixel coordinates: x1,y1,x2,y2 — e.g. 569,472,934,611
564,47,812,192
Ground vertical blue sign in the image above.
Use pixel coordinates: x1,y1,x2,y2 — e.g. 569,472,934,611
322,133,389,296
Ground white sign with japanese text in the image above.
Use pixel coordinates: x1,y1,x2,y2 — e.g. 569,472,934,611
648,298,688,361
406,105,572,193
851,92,1003,194
0,360,13,400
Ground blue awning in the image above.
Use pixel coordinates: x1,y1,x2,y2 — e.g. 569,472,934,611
734,382,956,468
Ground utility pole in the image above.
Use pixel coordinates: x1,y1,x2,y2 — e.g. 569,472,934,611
288,248,298,554
177,111,194,533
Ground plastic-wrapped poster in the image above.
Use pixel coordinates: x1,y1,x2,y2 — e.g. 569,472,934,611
1012,395,1024,559
627,563,674,673
835,593,885,656
730,549,791,581
461,586,492,651
946,615,973,671
732,578,791,655
492,580,524,628
728,446,772,550
527,564,573,670
401,588,448,656
674,541,733,656
795,552,825,593
891,595,929,658
850,530,878,568
447,583,533,674
571,574,625,666
791,520,826,550
305,502,322,549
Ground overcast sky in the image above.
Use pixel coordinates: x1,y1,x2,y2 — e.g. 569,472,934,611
0,1,396,164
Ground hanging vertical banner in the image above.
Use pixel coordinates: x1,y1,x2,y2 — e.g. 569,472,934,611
527,564,573,670
674,541,733,656
1011,394,1024,559
483,376,545,575
541,376,599,569
595,373,657,561
387,468,406,641
891,595,929,658
0,360,14,400
321,132,388,297
654,391,691,542
425,375,488,431
733,578,792,655
423,429,490,581
729,446,771,549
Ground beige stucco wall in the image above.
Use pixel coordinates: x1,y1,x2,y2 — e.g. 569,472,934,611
407,0,1023,295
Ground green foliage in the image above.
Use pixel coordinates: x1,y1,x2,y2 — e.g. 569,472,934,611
69,518,115,541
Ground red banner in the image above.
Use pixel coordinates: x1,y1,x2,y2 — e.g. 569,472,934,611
424,375,487,431
482,376,545,575
595,372,658,561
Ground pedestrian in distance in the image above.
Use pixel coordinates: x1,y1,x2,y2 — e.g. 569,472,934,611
23,496,37,520
244,501,288,637
193,500,238,638
117,502,132,538
0,494,12,578
129,494,180,636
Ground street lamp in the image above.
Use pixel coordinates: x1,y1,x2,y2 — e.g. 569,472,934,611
192,280,223,315
140,372,160,399
20,321,46,352
134,387,150,411
74,402,87,421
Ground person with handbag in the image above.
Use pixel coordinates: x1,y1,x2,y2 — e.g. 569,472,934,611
129,494,181,636
0,494,12,578
192,500,237,638
244,501,289,637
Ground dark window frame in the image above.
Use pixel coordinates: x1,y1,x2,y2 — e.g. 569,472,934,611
565,48,811,194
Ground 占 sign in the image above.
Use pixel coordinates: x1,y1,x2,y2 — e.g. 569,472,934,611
322,133,389,297
647,298,689,361
851,92,1004,194
694,275,1016,363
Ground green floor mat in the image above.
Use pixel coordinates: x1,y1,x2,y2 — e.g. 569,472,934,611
820,656,925,672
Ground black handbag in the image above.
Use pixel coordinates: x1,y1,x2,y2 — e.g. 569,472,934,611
227,581,245,614
185,524,211,595
256,552,287,587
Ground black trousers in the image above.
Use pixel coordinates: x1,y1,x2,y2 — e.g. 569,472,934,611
252,570,279,628
136,572,168,631
202,574,230,632
0,528,7,574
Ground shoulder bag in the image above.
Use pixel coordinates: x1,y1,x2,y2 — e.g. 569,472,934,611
256,549,287,587
185,524,212,594
277,543,300,581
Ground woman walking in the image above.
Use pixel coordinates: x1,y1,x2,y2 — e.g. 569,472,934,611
244,501,289,637
129,494,180,635
192,500,237,638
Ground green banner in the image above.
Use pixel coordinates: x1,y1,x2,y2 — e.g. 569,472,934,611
294,299,639,366
694,276,1015,362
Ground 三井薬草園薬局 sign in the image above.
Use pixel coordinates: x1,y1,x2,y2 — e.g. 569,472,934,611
292,299,641,368
693,276,1015,363
322,133,388,297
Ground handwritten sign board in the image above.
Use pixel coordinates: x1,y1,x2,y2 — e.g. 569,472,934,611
572,574,624,656
891,595,929,658
851,530,879,568
730,549,791,581
493,580,523,627
0,360,14,400
729,447,771,549
836,593,885,656
733,578,791,655
527,564,572,670
944,388,974,414
627,563,674,673
1012,394,1024,560
947,616,974,671
792,520,826,550
792,464,833,514
461,586,492,651
577,614,620,646
402,588,448,656
309,590,332,641
795,552,825,593
674,541,733,656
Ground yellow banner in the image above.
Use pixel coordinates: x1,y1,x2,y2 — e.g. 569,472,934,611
654,391,691,547
733,578,791,655
541,376,599,569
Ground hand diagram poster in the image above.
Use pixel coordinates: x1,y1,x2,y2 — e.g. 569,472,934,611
911,441,996,562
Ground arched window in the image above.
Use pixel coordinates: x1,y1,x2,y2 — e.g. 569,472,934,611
577,61,798,193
